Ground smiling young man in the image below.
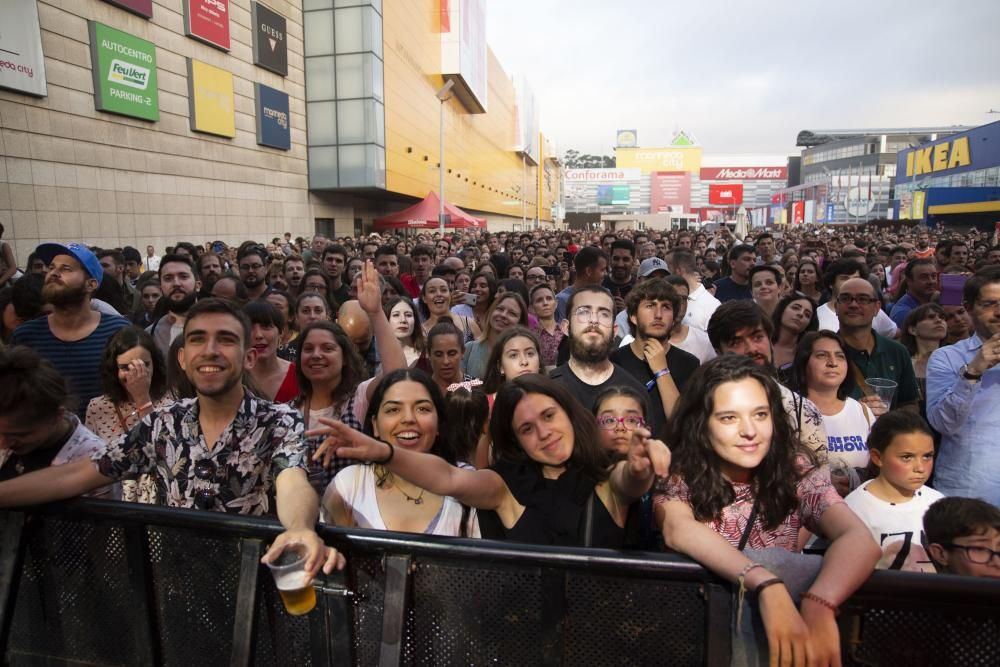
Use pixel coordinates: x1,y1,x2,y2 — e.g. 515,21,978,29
10,243,130,418
0,297,344,579
602,239,637,313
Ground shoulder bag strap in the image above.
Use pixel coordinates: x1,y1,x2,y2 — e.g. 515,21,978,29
583,493,595,548
738,502,759,552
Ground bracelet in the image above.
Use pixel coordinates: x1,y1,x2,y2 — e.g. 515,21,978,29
736,564,771,627
754,577,784,594
801,590,839,615
738,562,764,580
136,401,153,412
645,368,671,392
374,441,395,465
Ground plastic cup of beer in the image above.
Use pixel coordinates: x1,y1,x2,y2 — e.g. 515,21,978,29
864,378,898,416
266,546,317,616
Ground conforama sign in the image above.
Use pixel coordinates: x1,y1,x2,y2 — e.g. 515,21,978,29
708,184,743,205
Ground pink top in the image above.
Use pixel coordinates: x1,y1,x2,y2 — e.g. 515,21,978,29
653,460,842,552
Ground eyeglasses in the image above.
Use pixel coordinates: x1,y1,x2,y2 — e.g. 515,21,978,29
193,459,218,510
836,294,878,306
941,543,1000,565
573,306,614,326
526,273,546,282
597,415,646,431
239,263,266,272
974,300,1000,312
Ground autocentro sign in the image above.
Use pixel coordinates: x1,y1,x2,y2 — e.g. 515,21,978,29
89,22,159,121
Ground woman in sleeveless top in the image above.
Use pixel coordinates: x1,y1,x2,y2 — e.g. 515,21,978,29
307,374,669,549
321,370,478,538
420,277,479,343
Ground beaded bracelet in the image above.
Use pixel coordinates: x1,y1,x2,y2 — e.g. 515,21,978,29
801,590,839,615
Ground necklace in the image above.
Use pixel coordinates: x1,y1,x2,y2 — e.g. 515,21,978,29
396,484,425,505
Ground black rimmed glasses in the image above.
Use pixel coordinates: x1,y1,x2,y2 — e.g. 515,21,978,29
836,294,878,306
941,543,1000,564
193,459,218,510
597,416,646,431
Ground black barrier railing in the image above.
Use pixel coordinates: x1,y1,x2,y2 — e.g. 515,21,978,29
0,499,997,666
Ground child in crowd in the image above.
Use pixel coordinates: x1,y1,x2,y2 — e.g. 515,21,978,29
924,497,1000,578
844,410,943,572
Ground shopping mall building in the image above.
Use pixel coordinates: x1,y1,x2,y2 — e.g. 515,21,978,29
0,0,560,267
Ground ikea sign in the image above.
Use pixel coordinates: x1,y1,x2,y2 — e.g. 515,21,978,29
898,121,1000,180
904,137,970,177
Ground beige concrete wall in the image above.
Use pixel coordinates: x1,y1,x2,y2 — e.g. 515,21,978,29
0,0,318,267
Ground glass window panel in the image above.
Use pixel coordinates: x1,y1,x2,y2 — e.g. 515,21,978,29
369,7,383,58
337,99,379,144
304,0,333,9
304,10,333,56
374,100,384,146
335,7,363,53
307,102,337,145
338,145,368,187
336,54,365,99
372,56,384,102
309,147,339,188
305,57,336,101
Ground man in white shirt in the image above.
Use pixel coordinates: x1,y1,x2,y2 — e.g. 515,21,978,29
670,249,720,332
145,245,161,272
816,259,897,338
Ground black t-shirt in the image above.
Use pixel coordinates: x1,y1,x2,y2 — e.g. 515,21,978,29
602,276,635,307
609,344,700,440
713,276,752,303
549,362,656,435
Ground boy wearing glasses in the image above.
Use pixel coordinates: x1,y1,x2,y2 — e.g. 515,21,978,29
924,497,1000,578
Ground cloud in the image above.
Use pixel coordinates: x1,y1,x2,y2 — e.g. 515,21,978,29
486,0,1000,157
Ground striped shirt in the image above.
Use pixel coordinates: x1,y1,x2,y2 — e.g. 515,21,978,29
11,313,131,418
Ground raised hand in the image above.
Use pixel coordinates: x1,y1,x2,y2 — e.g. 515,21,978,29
356,260,382,315
641,338,669,374
119,359,152,405
626,427,671,477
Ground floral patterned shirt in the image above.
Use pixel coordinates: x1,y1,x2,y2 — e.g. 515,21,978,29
93,393,307,515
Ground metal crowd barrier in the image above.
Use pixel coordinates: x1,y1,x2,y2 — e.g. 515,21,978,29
0,499,996,666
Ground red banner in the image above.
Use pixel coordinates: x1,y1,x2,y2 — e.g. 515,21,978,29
792,201,805,225
700,166,787,181
708,184,743,205
649,171,691,213
185,0,230,51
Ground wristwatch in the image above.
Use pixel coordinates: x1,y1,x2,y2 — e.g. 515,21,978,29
960,364,983,381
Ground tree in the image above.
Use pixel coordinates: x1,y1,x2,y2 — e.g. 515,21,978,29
563,149,614,169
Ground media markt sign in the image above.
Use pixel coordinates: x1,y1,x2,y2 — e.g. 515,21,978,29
89,22,158,121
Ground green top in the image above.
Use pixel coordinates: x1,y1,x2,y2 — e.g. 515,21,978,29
843,330,921,408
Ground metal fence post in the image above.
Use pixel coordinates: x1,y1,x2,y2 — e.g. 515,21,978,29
379,554,412,667
0,511,25,658
230,538,263,667
125,523,160,666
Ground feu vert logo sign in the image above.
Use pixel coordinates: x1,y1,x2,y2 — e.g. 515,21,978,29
108,59,150,90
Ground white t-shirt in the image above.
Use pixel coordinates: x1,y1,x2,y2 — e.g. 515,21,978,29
817,301,898,338
673,326,717,364
682,283,721,332
844,480,944,572
323,464,479,537
820,397,873,470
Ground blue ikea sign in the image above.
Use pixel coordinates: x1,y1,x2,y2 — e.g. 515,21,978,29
254,83,290,150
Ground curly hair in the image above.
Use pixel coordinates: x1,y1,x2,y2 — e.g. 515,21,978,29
294,320,365,409
667,355,813,530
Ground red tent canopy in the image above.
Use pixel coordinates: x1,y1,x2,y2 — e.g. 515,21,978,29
373,191,486,230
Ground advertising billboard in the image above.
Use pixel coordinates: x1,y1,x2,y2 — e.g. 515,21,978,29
440,0,488,113
187,59,235,137
184,0,231,51
616,147,702,174
89,22,158,121
0,0,48,97
708,184,743,206
564,168,641,182
513,76,539,164
791,201,805,225
616,130,637,148
252,2,287,76
649,172,691,213
597,185,630,206
700,166,787,181
255,83,290,150
101,0,153,18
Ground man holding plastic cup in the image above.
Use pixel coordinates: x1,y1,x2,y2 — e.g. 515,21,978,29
835,278,920,413
0,296,347,583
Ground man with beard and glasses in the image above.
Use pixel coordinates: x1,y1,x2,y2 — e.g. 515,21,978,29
549,286,652,431
602,239,637,314
238,245,271,301
707,300,829,459
11,243,130,418
196,252,225,299
147,254,202,357
610,278,699,438
0,298,346,580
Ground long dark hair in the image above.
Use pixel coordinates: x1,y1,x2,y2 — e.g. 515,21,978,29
362,368,454,463
444,387,489,463
100,327,168,405
770,293,818,343
384,296,425,353
668,355,812,530
482,326,541,393
490,374,610,483
788,331,853,400
899,303,946,356
294,320,365,408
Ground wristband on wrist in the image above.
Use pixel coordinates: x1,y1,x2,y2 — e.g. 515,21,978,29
645,368,671,392
801,590,839,615
754,577,784,594
374,440,395,465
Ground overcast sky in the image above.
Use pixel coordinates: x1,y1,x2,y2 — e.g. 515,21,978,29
486,0,1000,159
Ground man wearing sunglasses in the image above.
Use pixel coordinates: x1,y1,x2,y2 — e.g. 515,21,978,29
0,297,345,578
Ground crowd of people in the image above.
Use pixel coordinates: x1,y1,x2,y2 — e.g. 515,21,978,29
1,221,999,664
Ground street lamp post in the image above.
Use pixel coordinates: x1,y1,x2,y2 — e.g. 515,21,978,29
436,79,455,236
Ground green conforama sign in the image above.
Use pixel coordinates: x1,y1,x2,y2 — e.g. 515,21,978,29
89,21,159,121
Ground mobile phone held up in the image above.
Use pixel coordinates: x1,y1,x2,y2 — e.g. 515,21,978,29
461,293,478,306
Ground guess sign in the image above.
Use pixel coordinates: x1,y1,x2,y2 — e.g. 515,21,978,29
252,2,287,76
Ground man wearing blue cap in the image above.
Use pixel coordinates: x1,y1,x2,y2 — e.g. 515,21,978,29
10,243,130,418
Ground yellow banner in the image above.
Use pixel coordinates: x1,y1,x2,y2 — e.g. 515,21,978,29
912,191,926,219
615,147,702,174
189,59,235,138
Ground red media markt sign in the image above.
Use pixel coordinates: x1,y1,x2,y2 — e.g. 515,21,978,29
700,166,787,181
708,184,743,205
184,0,230,51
